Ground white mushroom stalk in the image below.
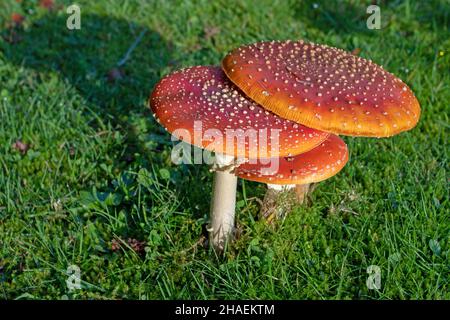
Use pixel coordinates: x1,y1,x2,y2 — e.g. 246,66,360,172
208,153,242,252
294,183,312,204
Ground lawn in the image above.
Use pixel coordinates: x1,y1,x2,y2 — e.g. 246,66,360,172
0,0,448,300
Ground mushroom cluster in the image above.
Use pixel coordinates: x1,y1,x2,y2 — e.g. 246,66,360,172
149,40,420,252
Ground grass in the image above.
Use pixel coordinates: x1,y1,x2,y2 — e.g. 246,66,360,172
0,0,448,300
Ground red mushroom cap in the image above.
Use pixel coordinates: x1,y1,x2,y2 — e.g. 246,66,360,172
150,66,329,159
11,13,25,26
235,134,348,184
222,40,421,137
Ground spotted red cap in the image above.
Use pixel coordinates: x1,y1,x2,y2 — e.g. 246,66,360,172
222,40,421,137
235,134,348,184
150,66,329,159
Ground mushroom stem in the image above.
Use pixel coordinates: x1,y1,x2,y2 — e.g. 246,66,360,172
208,153,238,252
295,183,312,204
260,183,311,223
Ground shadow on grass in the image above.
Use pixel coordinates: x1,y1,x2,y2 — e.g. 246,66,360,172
294,0,449,35
2,12,174,165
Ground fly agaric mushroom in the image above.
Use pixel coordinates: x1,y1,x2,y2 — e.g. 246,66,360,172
222,40,421,137
149,66,329,251
236,134,348,222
